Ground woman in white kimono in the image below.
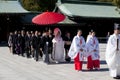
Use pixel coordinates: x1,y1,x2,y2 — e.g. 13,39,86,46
68,30,86,71
86,32,100,70
52,28,64,63
106,24,120,79
86,31,92,43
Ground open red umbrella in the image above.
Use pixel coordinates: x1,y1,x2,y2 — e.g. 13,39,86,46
32,12,65,25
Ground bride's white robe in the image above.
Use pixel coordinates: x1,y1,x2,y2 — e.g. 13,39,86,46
52,37,65,62
106,34,120,77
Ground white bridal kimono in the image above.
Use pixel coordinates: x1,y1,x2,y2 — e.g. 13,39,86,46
106,34,120,77
52,37,64,62
68,35,86,61
86,36,99,60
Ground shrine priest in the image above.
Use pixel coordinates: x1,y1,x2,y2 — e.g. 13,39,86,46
106,23,120,79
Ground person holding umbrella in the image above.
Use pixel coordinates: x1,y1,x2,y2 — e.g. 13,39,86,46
41,31,53,64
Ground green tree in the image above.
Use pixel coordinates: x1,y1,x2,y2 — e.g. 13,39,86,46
21,0,57,11
21,0,41,11
113,0,120,8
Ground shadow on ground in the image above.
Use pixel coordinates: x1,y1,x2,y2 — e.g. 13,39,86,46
47,60,107,65
82,68,109,72
100,60,107,64
0,41,8,47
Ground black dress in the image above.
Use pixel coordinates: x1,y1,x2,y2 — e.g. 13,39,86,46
64,36,72,62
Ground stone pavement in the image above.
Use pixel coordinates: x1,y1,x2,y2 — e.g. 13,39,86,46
0,44,115,80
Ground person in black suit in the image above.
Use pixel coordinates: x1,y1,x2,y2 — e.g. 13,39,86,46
31,32,35,58
12,31,18,54
38,31,43,58
20,30,26,57
16,32,21,55
31,31,41,61
25,31,32,58
41,30,53,64
64,32,72,62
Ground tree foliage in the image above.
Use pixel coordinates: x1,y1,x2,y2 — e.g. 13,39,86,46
98,0,120,8
21,0,41,11
112,0,120,8
37,0,57,11
21,0,57,11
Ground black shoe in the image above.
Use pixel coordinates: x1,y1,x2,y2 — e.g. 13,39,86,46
22,54,25,57
113,76,120,79
36,59,39,62
65,58,71,62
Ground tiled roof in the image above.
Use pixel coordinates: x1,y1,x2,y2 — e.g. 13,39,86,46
0,0,29,13
57,2,120,18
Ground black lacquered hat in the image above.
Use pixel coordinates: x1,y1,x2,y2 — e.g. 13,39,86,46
114,23,120,30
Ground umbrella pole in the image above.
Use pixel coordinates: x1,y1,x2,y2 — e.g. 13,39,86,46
44,42,50,64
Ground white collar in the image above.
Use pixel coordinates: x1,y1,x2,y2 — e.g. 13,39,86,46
77,35,81,38
113,34,119,38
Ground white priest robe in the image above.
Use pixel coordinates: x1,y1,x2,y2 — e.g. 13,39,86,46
86,36,100,60
106,34,120,77
52,37,65,62
68,35,86,61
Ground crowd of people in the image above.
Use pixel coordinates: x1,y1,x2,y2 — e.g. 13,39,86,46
7,23,120,79
7,28,72,64
8,27,100,70
68,30,100,71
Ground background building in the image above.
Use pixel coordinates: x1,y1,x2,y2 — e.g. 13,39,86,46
0,0,120,43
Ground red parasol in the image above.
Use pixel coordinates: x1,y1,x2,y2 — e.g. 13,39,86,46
32,12,65,25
